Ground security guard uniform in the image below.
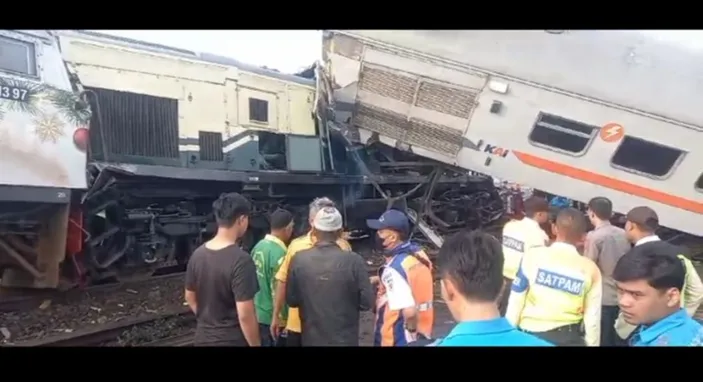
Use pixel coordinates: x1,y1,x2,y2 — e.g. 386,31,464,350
499,217,549,314
506,242,603,346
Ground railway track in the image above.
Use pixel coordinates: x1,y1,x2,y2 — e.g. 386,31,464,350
0,271,186,313
9,309,193,347
140,332,194,347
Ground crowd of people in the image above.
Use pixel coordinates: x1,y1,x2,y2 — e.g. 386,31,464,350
183,191,703,347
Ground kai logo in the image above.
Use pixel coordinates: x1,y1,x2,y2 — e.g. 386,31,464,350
480,142,510,158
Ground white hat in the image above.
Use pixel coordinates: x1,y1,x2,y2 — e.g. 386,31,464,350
313,207,343,232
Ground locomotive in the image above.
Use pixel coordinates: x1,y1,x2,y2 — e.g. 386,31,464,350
0,30,503,289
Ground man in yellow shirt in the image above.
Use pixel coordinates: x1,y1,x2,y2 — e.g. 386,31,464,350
506,208,603,346
270,197,351,347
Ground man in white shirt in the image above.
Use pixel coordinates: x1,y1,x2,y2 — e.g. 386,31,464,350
498,196,550,315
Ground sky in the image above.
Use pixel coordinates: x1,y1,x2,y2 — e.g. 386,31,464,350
94,30,703,75
95,30,322,74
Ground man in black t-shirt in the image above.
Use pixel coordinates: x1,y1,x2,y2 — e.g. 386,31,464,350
185,193,261,346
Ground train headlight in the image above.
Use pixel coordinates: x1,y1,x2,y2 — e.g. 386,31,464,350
73,126,89,152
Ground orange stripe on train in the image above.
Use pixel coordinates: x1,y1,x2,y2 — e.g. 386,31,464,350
512,151,703,214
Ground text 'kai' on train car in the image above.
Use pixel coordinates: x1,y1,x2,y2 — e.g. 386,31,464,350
319,29,703,240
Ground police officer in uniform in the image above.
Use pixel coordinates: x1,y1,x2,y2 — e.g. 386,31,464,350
498,196,551,315
506,208,603,346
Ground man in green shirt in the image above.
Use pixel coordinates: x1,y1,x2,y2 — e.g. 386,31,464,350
251,208,294,346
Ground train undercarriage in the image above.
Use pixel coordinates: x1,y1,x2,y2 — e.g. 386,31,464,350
0,143,505,289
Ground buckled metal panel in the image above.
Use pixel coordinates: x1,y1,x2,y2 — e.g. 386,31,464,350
353,103,407,141
358,65,415,104
406,118,463,155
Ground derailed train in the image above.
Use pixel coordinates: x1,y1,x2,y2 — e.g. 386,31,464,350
7,29,701,290
319,30,703,251
0,30,503,289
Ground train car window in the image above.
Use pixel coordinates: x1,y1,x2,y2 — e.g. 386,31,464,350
695,173,703,191
528,113,596,154
249,98,269,123
611,136,682,178
0,36,37,77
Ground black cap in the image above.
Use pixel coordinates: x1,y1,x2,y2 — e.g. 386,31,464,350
626,206,659,231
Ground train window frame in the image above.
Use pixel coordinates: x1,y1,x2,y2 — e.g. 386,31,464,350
248,97,269,124
696,173,703,192
609,136,684,180
0,35,38,78
527,112,597,157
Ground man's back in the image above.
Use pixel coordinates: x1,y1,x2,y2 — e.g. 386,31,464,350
286,243,373,346
275,232,351,334
502,218,549,279
435,318,554,346
584,224,630,306
185,243,259,345
507,242,602,346
250,235,287,326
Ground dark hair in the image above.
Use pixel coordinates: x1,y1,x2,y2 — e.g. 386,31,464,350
270,209,294,230
626,206,659,233
524,196,550,217
587,197,613,220
613,250,685,292
436,230,503,302
212,193,251,228
555,208,588,241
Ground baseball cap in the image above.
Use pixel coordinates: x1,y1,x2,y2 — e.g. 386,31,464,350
366,209,410,233
626,206,659,231
312,206,343,232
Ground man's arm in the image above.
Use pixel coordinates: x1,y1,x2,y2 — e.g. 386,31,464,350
681,257,703,315
582,233,600,263
184,257,198,314
384,268,417,331
505,263,529,326
353,254,374,311
285,257,301,308
232,256,261,346
583,265,603,347
271,247,295,337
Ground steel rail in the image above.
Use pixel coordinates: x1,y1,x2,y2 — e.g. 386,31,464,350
9,309,192,347
139,332,194,347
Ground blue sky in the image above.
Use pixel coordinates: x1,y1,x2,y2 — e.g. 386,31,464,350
95,30,322,74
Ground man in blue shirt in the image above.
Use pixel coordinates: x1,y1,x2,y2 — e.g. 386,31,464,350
612,247,703,346
430,230,552,346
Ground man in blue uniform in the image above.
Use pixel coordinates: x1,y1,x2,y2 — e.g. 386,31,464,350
612,245,703,346
431,230,552,346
